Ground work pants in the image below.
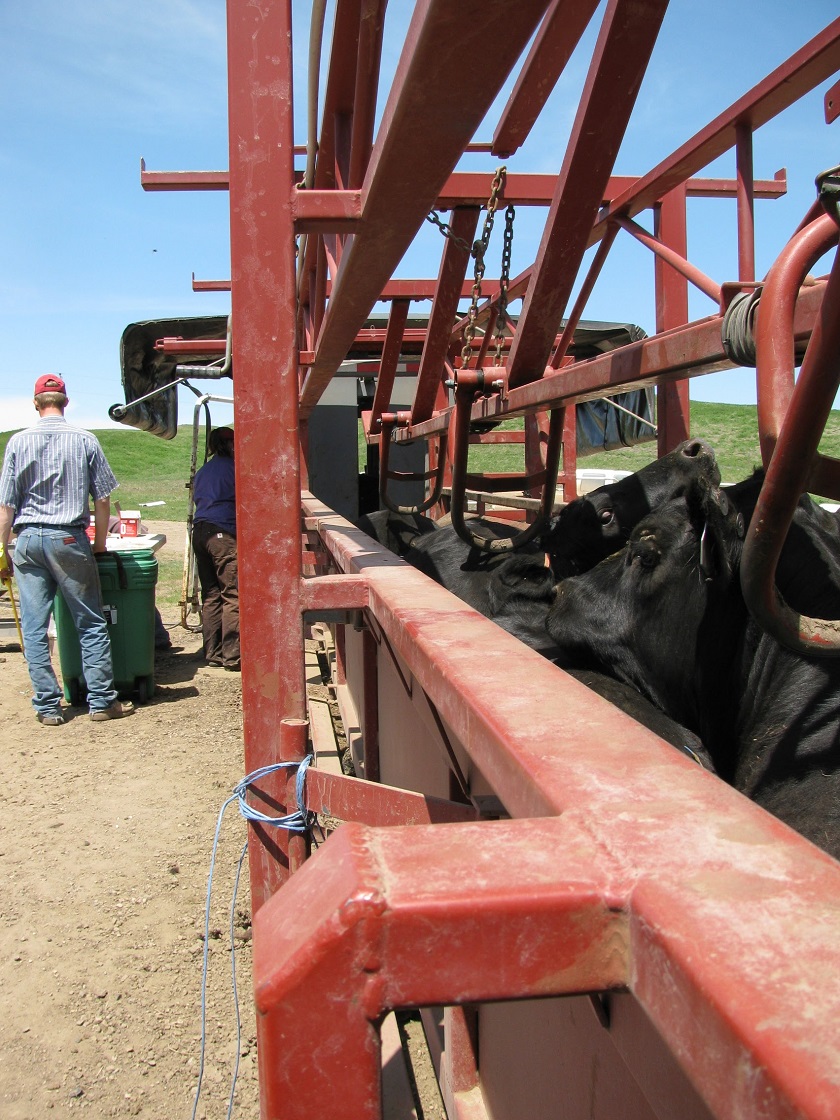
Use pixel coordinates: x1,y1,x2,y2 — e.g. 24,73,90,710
13,526,118,716
192,522,240,668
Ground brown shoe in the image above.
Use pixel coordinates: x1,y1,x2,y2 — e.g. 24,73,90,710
90,700,136,722
36,710,65,726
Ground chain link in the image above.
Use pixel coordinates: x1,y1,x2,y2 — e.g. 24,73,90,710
425,167,514,372
424,210,472,253
493,203,515,363
461,166,506,368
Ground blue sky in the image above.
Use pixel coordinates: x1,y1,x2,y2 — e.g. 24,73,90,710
2,0,838,434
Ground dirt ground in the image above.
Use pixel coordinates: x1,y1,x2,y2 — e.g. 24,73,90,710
0,526,261,1118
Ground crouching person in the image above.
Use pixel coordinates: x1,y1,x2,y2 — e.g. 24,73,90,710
192,427,240,672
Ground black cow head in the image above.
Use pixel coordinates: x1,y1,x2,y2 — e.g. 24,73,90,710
542,438,720,579
546,478,745,730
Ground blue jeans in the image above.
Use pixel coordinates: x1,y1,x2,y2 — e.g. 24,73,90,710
13,526,118,716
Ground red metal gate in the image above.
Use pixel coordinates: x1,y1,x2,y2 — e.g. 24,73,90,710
142,3,840,1117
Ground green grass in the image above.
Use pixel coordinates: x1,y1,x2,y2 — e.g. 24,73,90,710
3,402,839,528
3,402,835,612
0,427,200,610
0,426,199,521
386,402,840,487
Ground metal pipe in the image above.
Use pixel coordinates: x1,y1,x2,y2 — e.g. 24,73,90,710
109,376,188,420
742,215,840,654
615,215,721,304
754,212,837,467
735,122,756,282
295,0,328,297
174,315,232,378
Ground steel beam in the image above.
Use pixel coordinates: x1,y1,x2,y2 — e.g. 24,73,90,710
143,165,786,203
369,299,411,430
388,280,828,442
299,0,553,419
507,0,670,389
653,186,692,452
492,0,602,157
594,18,840,235
411,207,479,424
302,768,481,828
225,0,304,907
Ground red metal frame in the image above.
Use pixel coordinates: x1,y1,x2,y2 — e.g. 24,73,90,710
142,2,840,1116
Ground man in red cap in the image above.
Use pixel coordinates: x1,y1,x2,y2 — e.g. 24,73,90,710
0,375,135,724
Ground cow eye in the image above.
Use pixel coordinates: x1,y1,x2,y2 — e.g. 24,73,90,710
627,542,659,570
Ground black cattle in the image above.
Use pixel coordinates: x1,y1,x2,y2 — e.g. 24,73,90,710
402,437,720,652
543,437,719,578
354,509,439,556
566,669,715,771
546,478,840,858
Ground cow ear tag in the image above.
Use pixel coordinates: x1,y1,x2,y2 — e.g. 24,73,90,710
699,521,714,580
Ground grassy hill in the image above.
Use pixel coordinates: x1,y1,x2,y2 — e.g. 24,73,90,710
2,402,839,523
464,402,840,485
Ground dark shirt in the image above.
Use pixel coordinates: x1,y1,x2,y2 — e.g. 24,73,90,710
193,455,236,536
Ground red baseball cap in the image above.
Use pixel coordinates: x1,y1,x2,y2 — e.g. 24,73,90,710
34,374,66,395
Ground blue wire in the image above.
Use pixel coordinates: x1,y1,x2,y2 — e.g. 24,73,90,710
226,840,248,1120
191,757,314,1120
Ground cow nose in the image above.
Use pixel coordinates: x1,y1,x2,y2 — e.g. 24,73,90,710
681,438,714,460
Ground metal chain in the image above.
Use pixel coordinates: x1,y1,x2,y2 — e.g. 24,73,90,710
425,167,512,371
424,210,472,253
461,166,506,369
493,203,515,363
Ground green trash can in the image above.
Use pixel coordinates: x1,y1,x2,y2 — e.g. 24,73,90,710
54,549,158,706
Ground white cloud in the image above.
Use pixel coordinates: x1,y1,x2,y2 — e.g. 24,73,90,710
3,0,228,131
1,396,128,434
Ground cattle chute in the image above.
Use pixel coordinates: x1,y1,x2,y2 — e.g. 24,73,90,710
137,3,840,1117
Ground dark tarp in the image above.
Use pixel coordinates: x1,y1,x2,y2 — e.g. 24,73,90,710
113,315,653,449
113,316,230,440
562,321,656,456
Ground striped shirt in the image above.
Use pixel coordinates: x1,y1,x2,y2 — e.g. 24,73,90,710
0,416,118,529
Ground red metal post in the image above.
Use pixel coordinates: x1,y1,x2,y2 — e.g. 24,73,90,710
226,0,305,907
550,223,620,368
348,0,388,190
735,122,756,282
492,0,602,157
411,207,479,424
655,186,691,453
369,298,411,432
